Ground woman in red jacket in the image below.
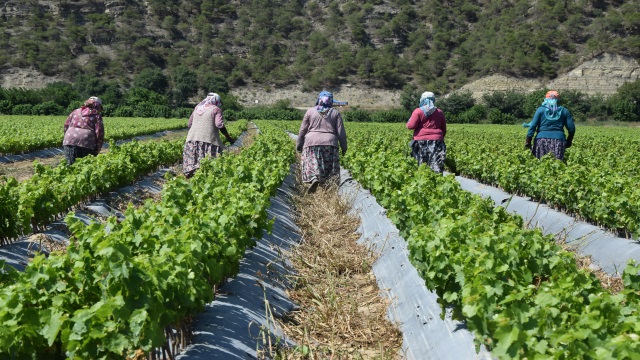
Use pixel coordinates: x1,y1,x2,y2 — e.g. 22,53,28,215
406,91,447,174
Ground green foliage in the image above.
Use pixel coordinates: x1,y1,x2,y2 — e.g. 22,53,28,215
124,88,168,107
0,122,296,359
31,101,64,116
200,73,230,95
340,123,640,359
370,109,411,123
482,91,528,120
172,66,198,105
438,91,475,117
488,109,517,124
133,69,169,95
607,79,640,122
454,104,487,124
343,109,372,123
400,83,420,112
0,116,186,154
3,0,637,93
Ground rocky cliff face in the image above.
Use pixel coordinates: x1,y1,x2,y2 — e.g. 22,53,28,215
459,53,640,101
548,53,640,95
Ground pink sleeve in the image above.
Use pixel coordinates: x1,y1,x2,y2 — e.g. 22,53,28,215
64,111,75,133
213,107,224,128
406,109,421,129
297,109,312,149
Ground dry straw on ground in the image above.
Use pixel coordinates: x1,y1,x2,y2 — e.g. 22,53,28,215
271,169,403,359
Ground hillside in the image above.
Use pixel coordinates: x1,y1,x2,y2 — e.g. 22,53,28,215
0,0,639,106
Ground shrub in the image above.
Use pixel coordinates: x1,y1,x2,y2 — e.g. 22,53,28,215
113,106,134,117
343,110,372,122
11,104,33,115
0,100,13,114
457,105,487,124
438,91,475,116
483,90,527,119
370,109,411,123
488,109,517,124
32,101,64,115
171,108,193,119
400,83,420,112
224,109,238,122
66,101,83,114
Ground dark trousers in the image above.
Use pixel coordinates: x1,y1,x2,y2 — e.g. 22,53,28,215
64,145,96,165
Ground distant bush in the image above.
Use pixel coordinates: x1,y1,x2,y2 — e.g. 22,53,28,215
233,107,303,121
32,101,64,115
113,106,134,117
483,91,527,120
438,91,475,116
11,104,33,115
371,109,410,122
0,100,12,115
456,105,487,124
66,101,83,114
488,109,517,124
607,79,640,122
343,110,372,122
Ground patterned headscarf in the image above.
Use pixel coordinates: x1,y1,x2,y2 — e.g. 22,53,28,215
542,90,560,121
81,96,103,116
195,93,222,115
315,91,333,113
419,91,436,117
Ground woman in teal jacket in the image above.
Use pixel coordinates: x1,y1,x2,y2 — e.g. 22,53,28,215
525,90,575,161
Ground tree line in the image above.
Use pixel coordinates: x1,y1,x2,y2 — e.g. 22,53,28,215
1,77,638,123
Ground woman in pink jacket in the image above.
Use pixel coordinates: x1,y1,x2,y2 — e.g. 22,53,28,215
296,91,348,193
406,91,447,174
63,96,104,165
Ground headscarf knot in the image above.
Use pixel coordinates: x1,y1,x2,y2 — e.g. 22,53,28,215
419,91,436,117
316,91,333,113
196,93,222,115
542,90,560,121
81,96,103,116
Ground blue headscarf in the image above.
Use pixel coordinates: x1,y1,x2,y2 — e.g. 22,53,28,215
316,91,333,114
419,91,436,117
542,91,561,121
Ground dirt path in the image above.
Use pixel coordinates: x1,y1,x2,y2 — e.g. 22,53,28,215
274,167,403,359
0,129,188,182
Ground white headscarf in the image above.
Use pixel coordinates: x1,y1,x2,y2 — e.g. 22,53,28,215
419,91,436,117
195,93,222,115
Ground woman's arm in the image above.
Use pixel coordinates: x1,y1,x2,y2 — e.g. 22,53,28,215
441,112,447,137
297,110,311,151
213,107,234,143
525,108,543,148
406,108,421,130
335,112,347,155
64,111,74,133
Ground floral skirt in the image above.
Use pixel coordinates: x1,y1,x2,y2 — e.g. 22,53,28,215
532,138,565,160
301,145,340,184
183,141,222,177
411,140,446,173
